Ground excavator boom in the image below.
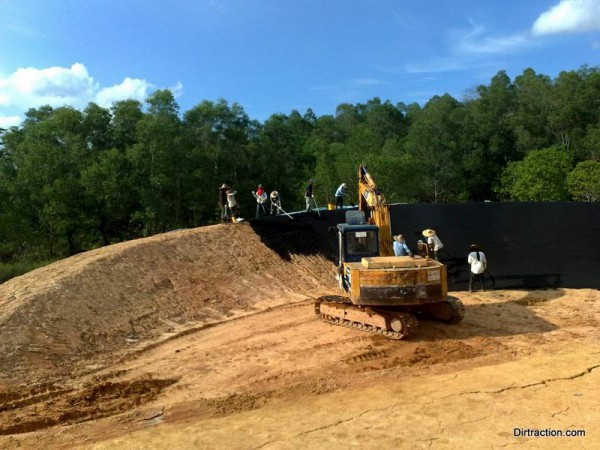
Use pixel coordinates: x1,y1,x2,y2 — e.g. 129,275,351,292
358,165,393,256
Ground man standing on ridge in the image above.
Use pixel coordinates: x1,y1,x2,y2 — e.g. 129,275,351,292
252,184,268,218
305,179,315,211
335,183,347,209
218,183,230,223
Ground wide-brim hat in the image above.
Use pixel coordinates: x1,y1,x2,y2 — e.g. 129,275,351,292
270,190,279,198
220,183,229,189
393,234,405,243
422,229,436,237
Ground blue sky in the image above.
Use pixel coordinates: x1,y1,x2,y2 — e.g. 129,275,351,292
1,0,599,127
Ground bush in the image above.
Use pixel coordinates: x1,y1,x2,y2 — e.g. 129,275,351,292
0,260,56,284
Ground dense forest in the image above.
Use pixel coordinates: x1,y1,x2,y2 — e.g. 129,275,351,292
1,66,600,273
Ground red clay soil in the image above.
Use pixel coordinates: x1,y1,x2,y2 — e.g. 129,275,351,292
1,222,599,449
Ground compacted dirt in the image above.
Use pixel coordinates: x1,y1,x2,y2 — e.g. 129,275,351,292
0,222,599,449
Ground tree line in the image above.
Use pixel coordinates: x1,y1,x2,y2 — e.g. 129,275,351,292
1,65,599,264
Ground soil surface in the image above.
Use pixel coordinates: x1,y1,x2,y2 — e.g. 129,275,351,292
0,223,598,449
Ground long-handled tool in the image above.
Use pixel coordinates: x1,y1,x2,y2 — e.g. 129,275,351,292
276,205,295,220
311,196,322,217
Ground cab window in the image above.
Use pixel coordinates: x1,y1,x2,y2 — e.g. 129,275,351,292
346,230,378,256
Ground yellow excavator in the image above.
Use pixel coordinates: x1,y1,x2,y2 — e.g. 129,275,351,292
314,165,464,339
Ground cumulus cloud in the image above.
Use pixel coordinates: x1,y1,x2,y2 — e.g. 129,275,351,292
0,63,97,108
94,78,154,107
532,0,600,35
0,63,181,119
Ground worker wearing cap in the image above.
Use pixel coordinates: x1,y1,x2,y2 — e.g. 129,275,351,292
334,183,347,209
252,184,268,218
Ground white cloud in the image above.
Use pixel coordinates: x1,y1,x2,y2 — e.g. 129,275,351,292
0,115,22,128
532,0,600,35
94,78,154,107
0,63,182,115
169,81,184,98
0,63,97,108
454,25,532,54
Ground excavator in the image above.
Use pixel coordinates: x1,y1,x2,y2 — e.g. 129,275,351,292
314,165,465,339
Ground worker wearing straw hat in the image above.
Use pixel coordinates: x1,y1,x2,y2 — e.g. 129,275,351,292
422,229,444,261
218,183,230,222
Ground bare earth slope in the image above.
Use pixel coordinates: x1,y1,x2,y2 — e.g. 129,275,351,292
0,223,335,387
0,222,599,449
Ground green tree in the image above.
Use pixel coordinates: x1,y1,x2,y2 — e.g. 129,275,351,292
404,94,467,202
567,160,600,201
497,146,573,201
253,111,314,210
512,68,553,152
183,98,256,221
10,106,91,255
110,99,143,151
461,71,517,200
127,90,184,233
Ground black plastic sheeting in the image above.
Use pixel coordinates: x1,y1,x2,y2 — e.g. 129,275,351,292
251,202,600,291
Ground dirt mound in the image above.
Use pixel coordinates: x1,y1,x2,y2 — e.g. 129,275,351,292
0,223,335,387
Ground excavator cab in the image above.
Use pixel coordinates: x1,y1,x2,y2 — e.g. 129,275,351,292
338,224,379,263
336,211,379,291
337,211,379,264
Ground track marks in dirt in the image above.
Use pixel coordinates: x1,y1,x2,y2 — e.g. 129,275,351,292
0,376,177,435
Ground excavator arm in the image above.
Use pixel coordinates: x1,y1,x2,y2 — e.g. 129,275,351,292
358,165,393,256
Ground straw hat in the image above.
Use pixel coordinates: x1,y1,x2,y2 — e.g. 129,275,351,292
422,229,436,237
393,234,405,243
270,190,279,198
220,183,229,189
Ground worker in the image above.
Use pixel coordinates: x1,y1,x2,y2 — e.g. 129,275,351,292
467,244,487,292
218,183,230,223
270,191,281,215
252,184,268,218
393,235,412,256
227,188,240,220
417,240,429,258
305,179,315,211
334,183,347,209
423,229,444,260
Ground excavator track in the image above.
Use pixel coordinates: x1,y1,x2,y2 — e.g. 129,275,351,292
420,296,465,324
314,296,418,340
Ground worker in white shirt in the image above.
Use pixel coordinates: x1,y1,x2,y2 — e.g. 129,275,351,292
467,244,487,292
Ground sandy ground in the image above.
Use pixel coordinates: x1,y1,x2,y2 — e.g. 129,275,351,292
0,223,599,449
